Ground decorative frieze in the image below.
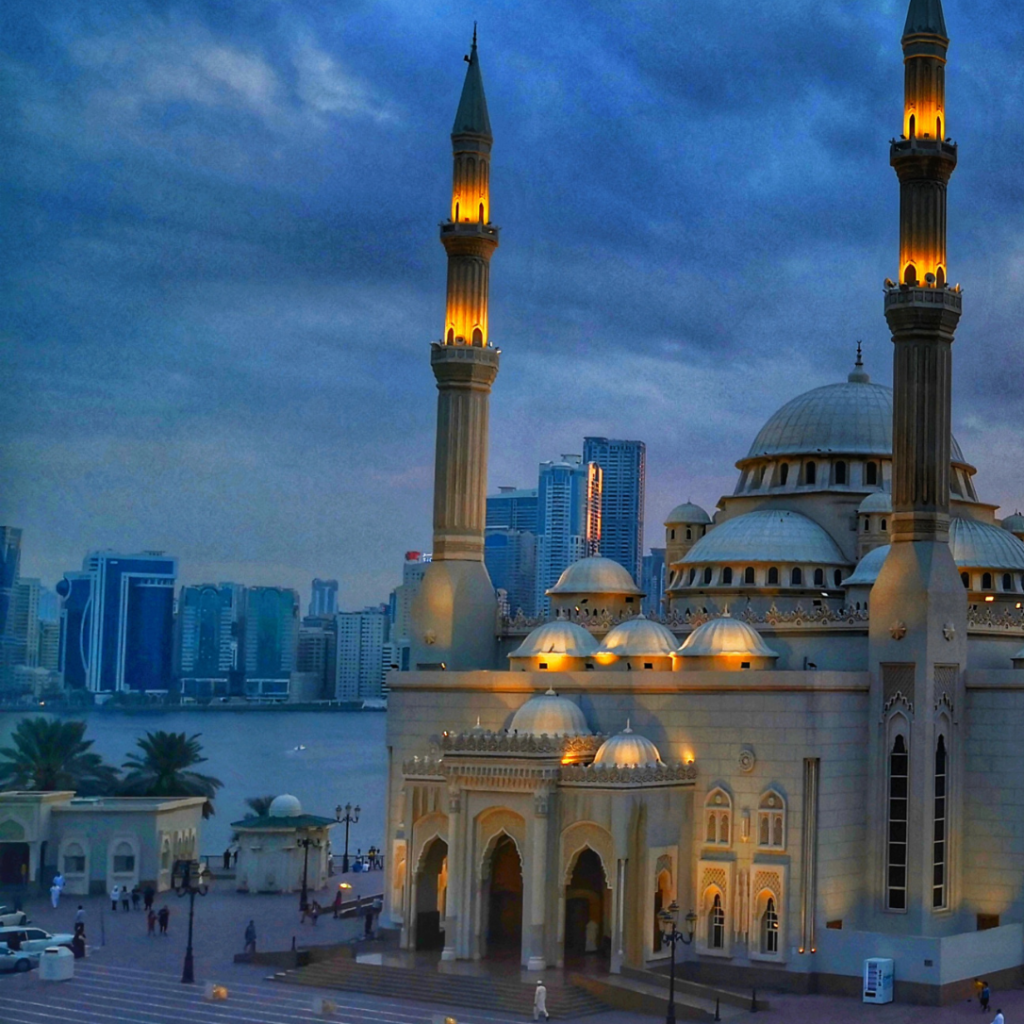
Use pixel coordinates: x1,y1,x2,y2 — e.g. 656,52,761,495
442,731,604,760
558,761,697,789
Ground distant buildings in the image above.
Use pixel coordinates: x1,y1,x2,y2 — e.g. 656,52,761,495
336,606,389,700
309,578,339,617
641,547,666,616
389,552,431,655
583,437,645,585
57,551,177,694
243,586,298,699
176,583,244,698
485,487,538,618
297,615,337,700
0,527,23,689
535,456,602,616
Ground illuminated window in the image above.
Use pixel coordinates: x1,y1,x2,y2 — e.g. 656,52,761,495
814,568,824,587
767,567,779,586
709,894,725,949
744,567,755,585
804,462,816,486
704,789,732,848
982,573,993,591
933,735,947,910
887,734,909,910
791,567,803,586
960,572,970,589
761,897,779,954
446,328,454,344
758,791,786,850
835,461,847,485
472,327,483,346
866,462,878,486
722,567,733,585
779,464,789,486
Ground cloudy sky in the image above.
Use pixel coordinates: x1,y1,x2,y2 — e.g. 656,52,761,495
3,0,1024,609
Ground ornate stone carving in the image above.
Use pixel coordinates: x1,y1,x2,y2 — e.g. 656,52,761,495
403,755,445,777
561,822,615,885
442,730,603,760
559,761,697,788
943,622,956,641
701,865,728,902
476,808,527,875
738,747,756,773
752,868,782,904
882,663,915,715
966,606,1024,633
890,620,907,640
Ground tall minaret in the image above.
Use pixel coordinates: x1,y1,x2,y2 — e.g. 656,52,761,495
867,0,966,935
410,30,500,671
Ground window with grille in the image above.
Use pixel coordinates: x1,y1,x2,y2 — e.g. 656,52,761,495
709,894,725,949
933,735,947,909
761,897,779,954
758,791,786,850
887,734,909,910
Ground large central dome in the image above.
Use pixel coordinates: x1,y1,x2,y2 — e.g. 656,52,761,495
746,379,966,464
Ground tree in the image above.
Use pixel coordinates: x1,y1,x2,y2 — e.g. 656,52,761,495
0,717,119,795
120,731,223,818
244,795,276,819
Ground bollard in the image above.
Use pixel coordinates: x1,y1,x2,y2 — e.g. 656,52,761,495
714,996,721,1021
751,987,758,1012
291,935,297,951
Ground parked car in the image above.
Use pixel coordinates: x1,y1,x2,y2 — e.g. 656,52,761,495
0,947,34,973
0,907,28,927
0,927,74,954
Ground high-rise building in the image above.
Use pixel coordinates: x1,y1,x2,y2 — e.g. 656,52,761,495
243,587,298,699
177,583,244,698
57,551,177,693
297,615,337,700
486,487,538,532
336,607,389,701
583,437,646,585
485,528,537,618
11,579,40,668
641,548,667,616
390,552,431,645
0,527,23,688
535,456,602,615
309,579,339,617
38,621,60,673
37,586,59,624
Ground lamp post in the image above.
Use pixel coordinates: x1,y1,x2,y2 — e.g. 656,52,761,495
171,859,210,984
297,833,321,913
658,900,697,1024
335,803,360,873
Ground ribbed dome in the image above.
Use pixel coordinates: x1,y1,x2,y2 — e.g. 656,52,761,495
677,616,778,658
746,380,966,463
509,620,599,659
547,556,643,595
1002,513,1024,534
599,615,679,657
950,518,1024,570
593,722,663,768
858,491,892,514
665,502,712,526
509,689,591,737
269,794,303,818
842,545,891,587
680,510,848,566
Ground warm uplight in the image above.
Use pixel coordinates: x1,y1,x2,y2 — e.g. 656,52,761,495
985,595,995,603
451,152,490,225
338,882,353,890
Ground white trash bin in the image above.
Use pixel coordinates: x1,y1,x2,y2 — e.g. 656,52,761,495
39,945,74,982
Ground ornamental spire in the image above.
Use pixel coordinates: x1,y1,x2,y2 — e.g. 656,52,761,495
453,26,491,139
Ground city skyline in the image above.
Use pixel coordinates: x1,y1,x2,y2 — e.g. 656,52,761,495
5,0,1024,609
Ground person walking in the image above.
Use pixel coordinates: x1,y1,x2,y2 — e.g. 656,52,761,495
244,920,256,954
110,884,120,911
331,887,344,919
50,881,61,909
71,923,86,960
121,887,131,912
143,885,155,912
533,980,549,1021
146,908,157,937
991,1011,1004,1024
157,905,169,935
982,981,991,1012
74,906,85,928
223,847,232,870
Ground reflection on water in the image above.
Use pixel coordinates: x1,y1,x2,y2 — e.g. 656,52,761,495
0,710,388,856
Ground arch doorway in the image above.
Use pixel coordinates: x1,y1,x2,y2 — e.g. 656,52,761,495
653,867,672,953
484,834,523,958
0,843,29,887
415,838,448,951
564,848,609,962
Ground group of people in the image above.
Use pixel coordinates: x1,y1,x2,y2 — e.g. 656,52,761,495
106,883,170,935
975,978,1005,1024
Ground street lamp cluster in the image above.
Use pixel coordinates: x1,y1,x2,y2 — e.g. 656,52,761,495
657,900,698,1024
171,859,210,984
335,802,361,873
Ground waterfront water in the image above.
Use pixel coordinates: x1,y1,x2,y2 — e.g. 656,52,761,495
0,710,388,857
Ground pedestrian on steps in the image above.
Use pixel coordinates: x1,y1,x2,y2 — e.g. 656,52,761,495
533,980,549,1021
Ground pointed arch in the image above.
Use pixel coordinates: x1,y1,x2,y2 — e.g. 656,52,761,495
560,821,614,888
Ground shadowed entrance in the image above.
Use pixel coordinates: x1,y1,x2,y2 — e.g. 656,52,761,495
415,838,448,951
484,834,522,957
564,848,609,963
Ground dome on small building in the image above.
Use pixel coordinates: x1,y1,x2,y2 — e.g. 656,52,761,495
679,510,847,567
599,616,679,658
842,545,890,587
677,615,777,658
509,620,598,659
950,518,1024,571
1001,512,1024,535
509,688,591,737
592,721,663,768
547,556,643,596
858,491,892,514
268,794,303,818
665,502,712,527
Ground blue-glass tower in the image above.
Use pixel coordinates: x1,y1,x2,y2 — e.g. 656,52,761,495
583,437,646,585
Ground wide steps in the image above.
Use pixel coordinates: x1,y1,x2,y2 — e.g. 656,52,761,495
272,956,609,1018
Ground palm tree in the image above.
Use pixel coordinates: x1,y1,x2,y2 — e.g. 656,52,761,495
120,731,223,818
243,795,276,819
0,717,119,795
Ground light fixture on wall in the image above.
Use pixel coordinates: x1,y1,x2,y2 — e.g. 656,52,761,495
741,810,751,842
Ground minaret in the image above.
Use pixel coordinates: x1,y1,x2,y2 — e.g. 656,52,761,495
867,0,966,934
410,30,500,671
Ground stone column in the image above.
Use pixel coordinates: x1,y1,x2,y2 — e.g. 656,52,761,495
441,786,462,961
526,787,550,970
611,858,627,974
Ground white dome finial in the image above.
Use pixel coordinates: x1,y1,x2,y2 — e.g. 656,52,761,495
624,718,632,733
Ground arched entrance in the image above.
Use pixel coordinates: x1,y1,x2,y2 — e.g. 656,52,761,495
564,848,609,963
653,867,672,953
0,844,29,887
415,838,448,951
484,834,522,958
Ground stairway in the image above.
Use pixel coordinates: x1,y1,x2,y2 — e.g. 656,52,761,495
271,956,610,1018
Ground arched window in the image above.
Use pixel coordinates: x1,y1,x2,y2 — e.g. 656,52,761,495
686,528,692,540
761,898,779,954
446,328,454,344
866,462,878,486
791,567,803,586
767,567,779,586
744,567,755,585
982,572,993,591
670,529,675,540
706,813,717,844
454,202,460,221
703,567,713,585
834,570,843,587
804,461,816,485
1003,573,1013,592
472,327,483,346
779,464,789,486
814,568,824,587
688,568,696,585
960,572,970,589
758,791,786,850
908,114,916,138
704,789,732,847
722,567,733,585
887,733,909,910
835,461,847,485
933,735,947,910
479,202,485,222
881,519,888,531
112,841,135,875
757,466,765,487
863,518,870,532
63,842,86,876
709,894,725,949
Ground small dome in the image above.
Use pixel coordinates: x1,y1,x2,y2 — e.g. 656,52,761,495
1002,513,1024,534
599,615,679,657
677,615,778,658
593,721,663,768
842,545,890,587
269,794,303,818
665,502,712,527
547,556,643,596
680,510,847,567
950,518,1024,570
858,491,892,514
509,689,591,737
509,620,599,659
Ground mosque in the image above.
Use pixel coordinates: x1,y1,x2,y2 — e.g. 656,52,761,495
383,2,1024,1003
